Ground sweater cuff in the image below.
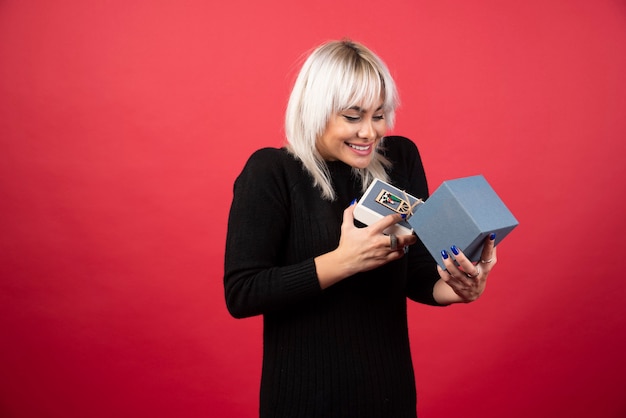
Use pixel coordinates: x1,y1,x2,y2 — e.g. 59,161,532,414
280,258,323,299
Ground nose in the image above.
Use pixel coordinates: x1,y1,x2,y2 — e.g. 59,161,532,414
357,119,376,140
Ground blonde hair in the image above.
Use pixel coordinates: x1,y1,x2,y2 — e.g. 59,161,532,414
285,39,399,200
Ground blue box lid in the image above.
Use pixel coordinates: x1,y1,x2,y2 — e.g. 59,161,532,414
408,175,518,268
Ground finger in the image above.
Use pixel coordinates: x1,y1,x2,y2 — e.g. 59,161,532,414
341,201,358,228
440,249,464,277
385,232,417,253
437,265,450,282
438,259,472,288
448,245,480,278
369,212,406,235
399,233,417,247
479,233,497,270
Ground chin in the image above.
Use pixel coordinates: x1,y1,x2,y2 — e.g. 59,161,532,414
347,157,374,169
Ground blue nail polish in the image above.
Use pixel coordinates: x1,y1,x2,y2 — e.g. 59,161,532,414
401,213,407,219
450,245,459,256
489,232,496,240
350,198,357,206
441,250,449,260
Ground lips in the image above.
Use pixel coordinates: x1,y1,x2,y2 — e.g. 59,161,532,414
346,142,371,152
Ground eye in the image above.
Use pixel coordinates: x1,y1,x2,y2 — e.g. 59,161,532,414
343,115,360,122
373,114,385,121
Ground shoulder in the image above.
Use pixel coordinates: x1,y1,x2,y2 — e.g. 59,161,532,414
380,136,420,160
380,135,429,198
245,147,291,167
240,147,301,176
380,135,424,175
235,147,306,192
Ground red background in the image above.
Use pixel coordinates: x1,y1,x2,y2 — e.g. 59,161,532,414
2,1,626,417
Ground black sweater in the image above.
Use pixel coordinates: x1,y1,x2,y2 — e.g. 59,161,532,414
224,136,443,418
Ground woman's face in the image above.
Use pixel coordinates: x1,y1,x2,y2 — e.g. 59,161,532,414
316,101,387,169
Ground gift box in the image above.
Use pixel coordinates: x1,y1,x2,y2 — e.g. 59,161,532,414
353,179,423,236
408,175,519,268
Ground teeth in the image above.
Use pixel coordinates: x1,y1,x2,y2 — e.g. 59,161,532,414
347,143,370,151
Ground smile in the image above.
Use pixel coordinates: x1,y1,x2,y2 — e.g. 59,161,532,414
346,143,371,151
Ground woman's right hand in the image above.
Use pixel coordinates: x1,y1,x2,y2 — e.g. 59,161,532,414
314,202,417,289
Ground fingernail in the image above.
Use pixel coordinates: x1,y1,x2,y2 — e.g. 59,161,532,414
450,245,459,256
441,250,449,260
401,213,407,219
350,198,357,206
489,232,496,240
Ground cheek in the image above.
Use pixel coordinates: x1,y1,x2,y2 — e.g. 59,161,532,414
337,124,358,138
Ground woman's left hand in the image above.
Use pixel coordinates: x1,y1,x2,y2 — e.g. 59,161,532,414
436,233,497,303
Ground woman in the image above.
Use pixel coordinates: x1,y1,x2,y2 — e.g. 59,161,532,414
224,39,497,418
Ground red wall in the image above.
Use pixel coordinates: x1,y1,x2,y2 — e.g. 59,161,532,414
1,1,625,417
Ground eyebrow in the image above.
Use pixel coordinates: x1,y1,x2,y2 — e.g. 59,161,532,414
348,105,384,112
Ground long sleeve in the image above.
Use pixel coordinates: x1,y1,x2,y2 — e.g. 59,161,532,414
224,148,323,318
382,136,444,306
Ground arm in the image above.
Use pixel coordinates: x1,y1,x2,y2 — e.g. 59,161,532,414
382,137,445,305
223,150,322,318
387,137,497,305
